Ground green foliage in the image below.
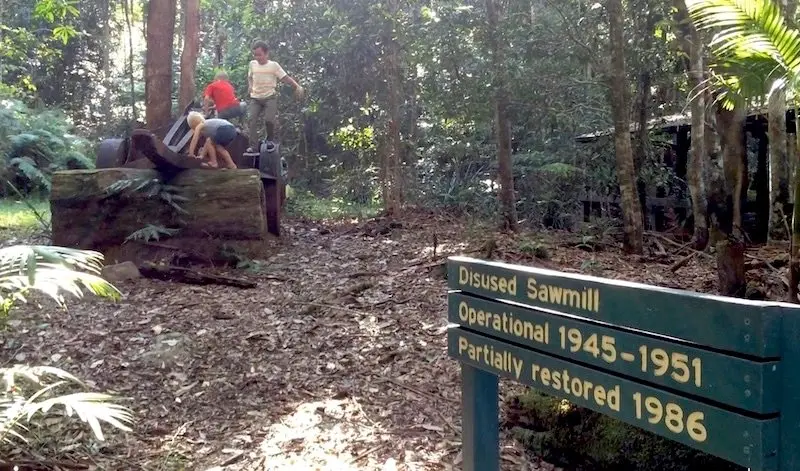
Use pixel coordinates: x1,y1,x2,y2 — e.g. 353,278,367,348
0,244,132,454
124,225,181,244
285,190,381,221
0,100,93,198
103,177,189,243
104,177,188,215
0,199,51,239
0,245,121,320
517,238,550,260
686,0,800,108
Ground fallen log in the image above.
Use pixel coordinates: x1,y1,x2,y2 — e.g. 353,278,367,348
138,262,257,288
50,168,273,265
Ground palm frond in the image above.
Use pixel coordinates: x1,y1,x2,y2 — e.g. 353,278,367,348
0,365,133,444
28,392,134,441
0,245,121,317
686,0,800,74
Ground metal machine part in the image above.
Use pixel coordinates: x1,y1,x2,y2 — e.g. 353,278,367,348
95,138,129,168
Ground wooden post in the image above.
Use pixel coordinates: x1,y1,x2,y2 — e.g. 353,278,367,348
461,364,499,471
780,309,800,470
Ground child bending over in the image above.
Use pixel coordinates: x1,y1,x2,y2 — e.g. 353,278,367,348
187,111,238,169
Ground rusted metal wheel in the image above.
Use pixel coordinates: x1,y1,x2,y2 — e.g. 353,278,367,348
95,138,129,168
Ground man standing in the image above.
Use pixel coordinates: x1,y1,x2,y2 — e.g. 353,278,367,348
247,40,304,151
203,71,244,123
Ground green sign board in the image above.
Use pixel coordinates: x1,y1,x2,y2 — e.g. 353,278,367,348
446,256,800,471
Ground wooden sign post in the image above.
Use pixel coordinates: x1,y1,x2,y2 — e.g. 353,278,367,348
446,256,800,471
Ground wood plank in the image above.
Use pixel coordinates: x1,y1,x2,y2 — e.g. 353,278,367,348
447,256,793,358
448,328,779,470
449,292,781,414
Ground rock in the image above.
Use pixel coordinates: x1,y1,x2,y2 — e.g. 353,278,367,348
102,261,141,283
140,332,192,368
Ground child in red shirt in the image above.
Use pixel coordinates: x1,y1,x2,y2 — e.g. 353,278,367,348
203,71,244,121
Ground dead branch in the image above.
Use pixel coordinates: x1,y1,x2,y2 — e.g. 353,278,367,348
745,254,790,288
669,251,699,272
138,262,257,288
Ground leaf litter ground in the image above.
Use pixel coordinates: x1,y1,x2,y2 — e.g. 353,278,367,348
0,213,790,470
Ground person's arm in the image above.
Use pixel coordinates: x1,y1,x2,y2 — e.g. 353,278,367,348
247,61,254,96
188,123,205,157
202,84,214,113
280,75,304,98
203,96,215,114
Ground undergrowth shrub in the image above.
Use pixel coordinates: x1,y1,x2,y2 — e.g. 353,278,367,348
0,99,94,198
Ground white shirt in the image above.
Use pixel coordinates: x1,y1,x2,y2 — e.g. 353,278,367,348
248,60,287,99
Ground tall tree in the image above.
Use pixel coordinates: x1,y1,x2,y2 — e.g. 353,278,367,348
712,105,748,296
145,0,177,132
380,0,404,214
179,0,200,111
687,0,800,299
675,0,709,248
607,0,643,253
768,0,794,240
486,0,518,231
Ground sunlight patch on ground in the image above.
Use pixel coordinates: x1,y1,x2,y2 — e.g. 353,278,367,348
256,398,386,470
417,242,470,257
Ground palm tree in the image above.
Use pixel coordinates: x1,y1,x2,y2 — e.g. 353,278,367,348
685,0,800,301
0,245,133,456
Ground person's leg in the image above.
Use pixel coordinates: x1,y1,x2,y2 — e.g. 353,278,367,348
247,99,265,150
203,140,219,168
217,106,238,120
216,145,237,169
214,125,238,169
264,96,278,142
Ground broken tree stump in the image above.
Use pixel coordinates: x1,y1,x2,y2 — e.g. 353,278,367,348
50,168,275,265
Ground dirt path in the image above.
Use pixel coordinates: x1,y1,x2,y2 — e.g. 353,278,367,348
2,215,534,471
4,214,788,470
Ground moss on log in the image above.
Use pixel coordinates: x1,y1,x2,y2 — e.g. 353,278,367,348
50,168,273,265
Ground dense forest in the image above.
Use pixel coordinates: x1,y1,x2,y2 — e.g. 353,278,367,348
3,0,800,469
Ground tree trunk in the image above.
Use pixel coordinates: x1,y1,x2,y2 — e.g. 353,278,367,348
145,0,177,132
50,168,271,265
607,0,642,253
790,132,797,201
769,88,789,240
381,0,404,215
178,0,200,111
687,30,708,249
214,30,227,68
674,0,708,248
713,105,748,297
100,0,111,120
487,0,518,231
634,70,651,229
789,104,800,303
123,0,137,122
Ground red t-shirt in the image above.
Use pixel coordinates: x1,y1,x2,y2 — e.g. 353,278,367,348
204,79,238,111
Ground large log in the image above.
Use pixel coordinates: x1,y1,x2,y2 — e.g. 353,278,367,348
50,168,274,265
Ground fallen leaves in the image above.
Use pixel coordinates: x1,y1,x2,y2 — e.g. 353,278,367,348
2,212,790,470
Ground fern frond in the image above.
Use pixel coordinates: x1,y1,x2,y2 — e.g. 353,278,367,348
124,225,180,244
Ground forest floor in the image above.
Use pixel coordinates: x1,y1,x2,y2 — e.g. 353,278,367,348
0,206,792,471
